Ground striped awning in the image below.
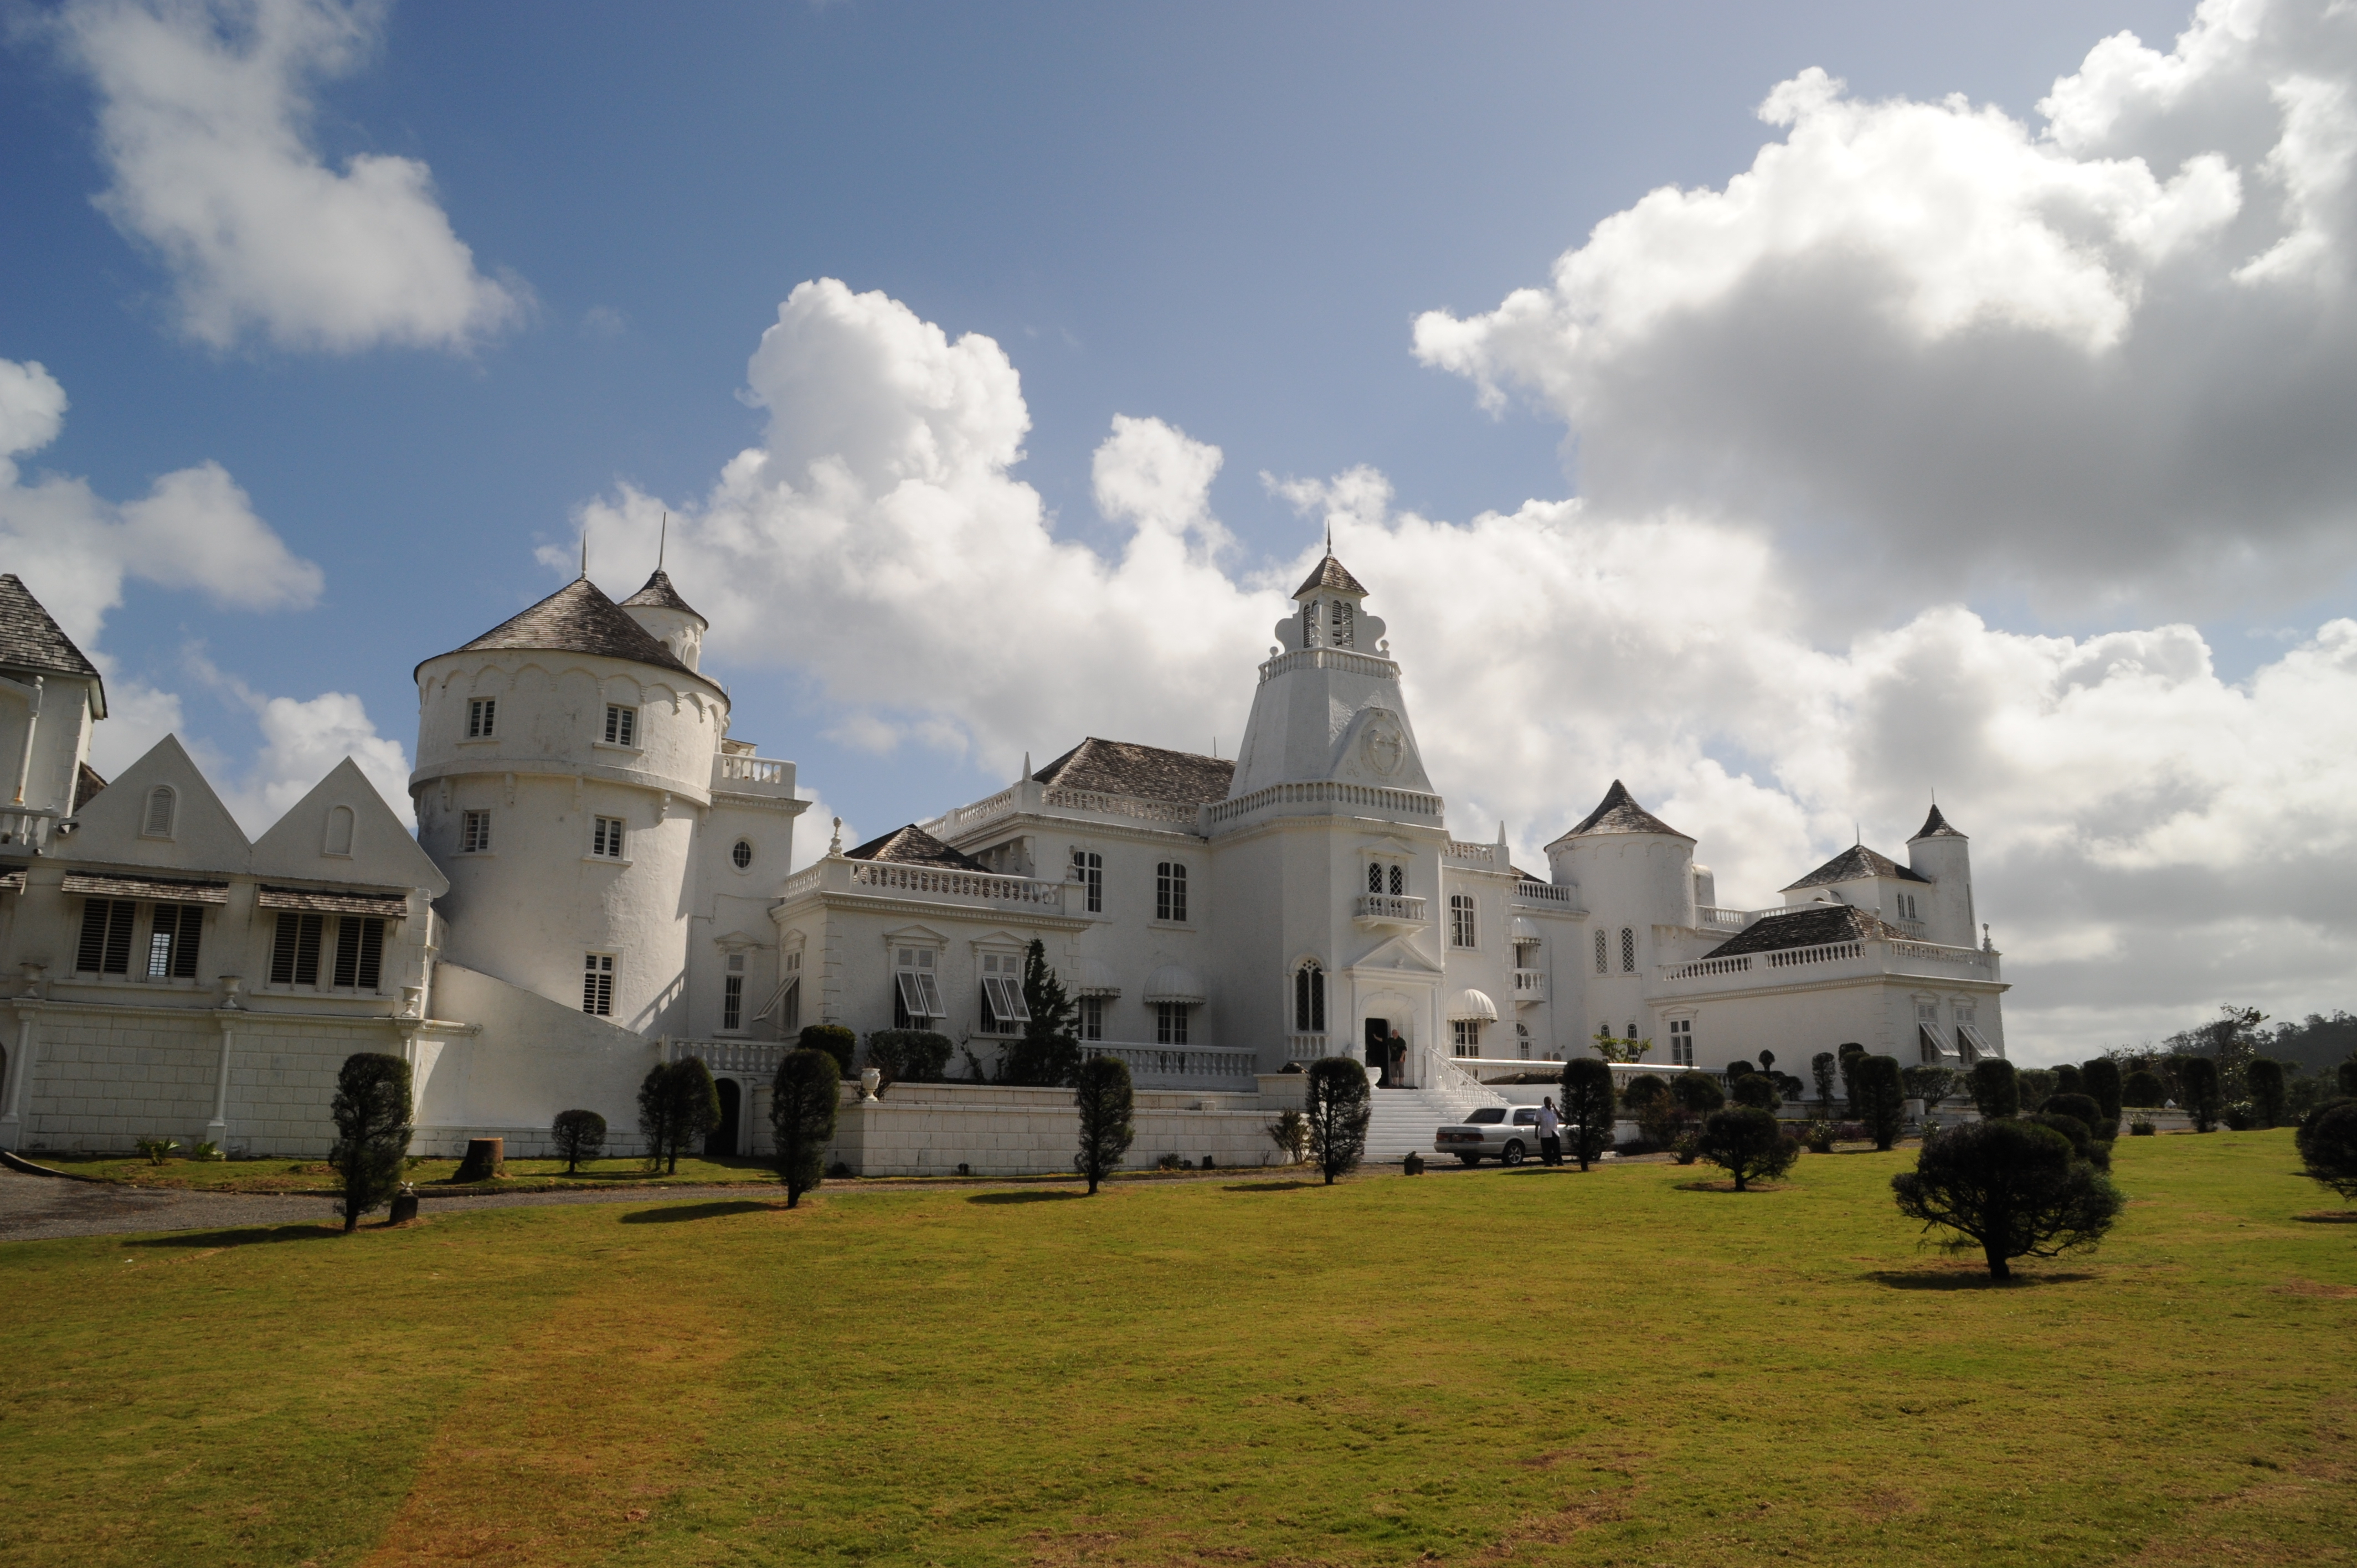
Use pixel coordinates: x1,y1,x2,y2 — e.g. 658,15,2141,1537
258,885,410,917
1449,988,1500,1022
1072,957,1121,997
1509,916,1543,944
1143,963,1206,1004
60,871,229,905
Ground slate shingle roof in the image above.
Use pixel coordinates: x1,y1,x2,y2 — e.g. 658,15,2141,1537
843,823,987,870
618,569,704,622
1553,780,1690,841
1912,803,1966,839
1702,901,1893,959
421,577,707,683
1292,554,1369,598
0,574,104,694
1033,737,1236,804
1782,843,1930,892
71,762,106,813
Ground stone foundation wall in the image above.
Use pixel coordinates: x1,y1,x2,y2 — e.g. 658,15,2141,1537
808,1082,1284,1177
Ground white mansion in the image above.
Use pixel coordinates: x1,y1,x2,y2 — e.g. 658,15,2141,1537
0,556,2008,1166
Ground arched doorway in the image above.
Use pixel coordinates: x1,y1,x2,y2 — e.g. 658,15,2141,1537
706,1077,742,1158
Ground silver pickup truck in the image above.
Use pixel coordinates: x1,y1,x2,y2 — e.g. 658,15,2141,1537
1433,1105,1552,1166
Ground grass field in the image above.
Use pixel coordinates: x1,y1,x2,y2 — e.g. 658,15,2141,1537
3,1131,2351,1567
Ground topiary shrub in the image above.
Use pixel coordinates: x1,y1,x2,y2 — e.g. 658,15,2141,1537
550,1108,606,1174
1622,1074,1680,1148
2295,1101,2357,1203
1672,1072,1724,1114
2016,1067,2057,1113
2053,1064,2085,1100
1697,1106,1799,1192
1622,1074,1669,1111
798,1024,857,1076
1305,1057,1371,1185
1838,1042,1867,1117
1560,1058,1616,1170
2178,1055,2223,1132
1732,1072,1782,1111
2246,1058,2288,1129
1901,1065,1955,1107
2027,1110,2111,1172
2042,1092,2107,1141
770,1047,840,1206
2122,1068,2166,1108
1670,1132,1700,1165
864,1029,953,1089
1803,1120,1837,1154
1968,1058,2020,1120
1891,1118,2126,1278
1073,1055,1135,1194
2129,1119,2157,1136
1812,1051,1838,1108
660,1057,721,1174
330,1053,412,1233
1855,1055,1907,1151
2082,1059,2124,1130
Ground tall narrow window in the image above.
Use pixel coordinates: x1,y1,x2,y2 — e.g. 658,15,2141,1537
1668,1018,1694,1067
142,785,176,838
77,899,137,975
1453,1019,1480,1056
461,809,491,853
1388,864,1404,896
466,697,496,739
1155,1001,1189,1045
270,911,325,986
1620,927,1636,973
1303,602,1321,648
1367,862,1383,894
591,816,626,859
723,953,745,1031
323,805,356,857
1594,930,1608,974
1330,598,1354,648
332,917,385,989
146,903,204,980
1079,995,1105,1041
603,704,637,747
583,952,616,1015
893,947,943,1027
979,952,1031,1033
1449,894,1476,948
1294,961,1326,1033
1073,849,1103,914
1156,862,1187,922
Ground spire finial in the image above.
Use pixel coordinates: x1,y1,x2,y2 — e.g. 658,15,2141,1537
1022,750,1032,781
829,816,842,855
658,510,667,570
580,530,588,581
1326,521,1332,557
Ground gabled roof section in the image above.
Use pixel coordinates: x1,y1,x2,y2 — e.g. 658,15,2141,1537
619,569,706,623
420,577,707,683
1702,902,1892,959
61,734,250,873
1292,554,1368,599
844,824,987,871
1552,780,1690,842
1033,737,1235,804
1782,843,1931,891
1912,803,1967,839
0,574,105,715
250,757,447,894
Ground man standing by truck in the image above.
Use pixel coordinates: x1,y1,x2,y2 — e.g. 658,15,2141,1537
1537,1097,1563,1167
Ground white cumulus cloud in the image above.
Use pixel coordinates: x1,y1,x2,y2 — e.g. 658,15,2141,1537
54,0,525,353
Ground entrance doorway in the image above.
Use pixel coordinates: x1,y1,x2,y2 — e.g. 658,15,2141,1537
1364,1018,1392,1087
707,1077,742,1158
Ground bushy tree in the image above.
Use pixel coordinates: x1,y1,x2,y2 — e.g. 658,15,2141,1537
1838,1042,1867,1117
1305,1056,1371,1185
1811,1051,1838,1107
2042,1092,2107,1141
1901,1065,1955,1106
1560,1058,1616,1171
1969,1058,2021,1120
770,1047,840,1207
798,1024,857,1075
2178,1055,2223,1132
2294,1101,2357,1203
1672,1071,1724,1114
2081,1058,2124,1131
1732,1072,1782,1111
637,1061,673,1169
2016,1067,2057,1113
1697,1106,1798,1192
330,1053,413,1233
2122,1067,2167,1108
1855,1055,1907,1151
2053,1063,2085,1099
1073,1055,1135,1194
2027,1110,2111,1171
2246,1058,2288,1128
550,1108,606,1174
864,1029,953,1089
653,1058,722,1173
997,940,1082,1087
2340,1055,2357,1098
1891,1118,2126,1279
1265,1106,1309,1164
1623,1074,1681,1148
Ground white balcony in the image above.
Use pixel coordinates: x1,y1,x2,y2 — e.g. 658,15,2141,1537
779,856,1070,914
712,752,797,800
1511,968,1546,1003
1660,934,2000,992
0,806,61,854
1354,893,1429,929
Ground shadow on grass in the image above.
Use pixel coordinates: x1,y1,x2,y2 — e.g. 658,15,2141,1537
1223,1181,1322,1193
125,1221,343,1249
967,1190,1088,1205
1500,1166,1598,1176
1866,1268,2097,1290
618,1200,775,1224
1672,1179,1786,1193
2292,1209,2357,1224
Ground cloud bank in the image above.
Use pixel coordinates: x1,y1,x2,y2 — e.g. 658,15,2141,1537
54,0,524,353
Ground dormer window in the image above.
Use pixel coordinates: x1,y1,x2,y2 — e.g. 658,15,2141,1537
1330,598,1354,648
142,785,176,839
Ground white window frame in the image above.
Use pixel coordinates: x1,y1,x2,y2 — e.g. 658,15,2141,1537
591,815,627,860
603,703,638,748
1078,994,1105,1041
460,809,492,854
1452,1019,1479,1056
583,952,616,1016
1155,860,1188,924
730,838,754,870
142,785,176,839
1620,926,1636,973
893,946,944,1023
466,697,496,739
1073,849,1103,914
1668,1017,1695,1067
1449,894,1477,949
1155,1000,1190,1045
1594,929,1608,974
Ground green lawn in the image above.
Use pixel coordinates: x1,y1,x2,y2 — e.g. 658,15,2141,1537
2,1131,2350,1566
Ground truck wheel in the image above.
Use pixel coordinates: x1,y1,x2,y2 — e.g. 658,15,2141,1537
1502,1141,1525,1166
1457,1154,1481,1167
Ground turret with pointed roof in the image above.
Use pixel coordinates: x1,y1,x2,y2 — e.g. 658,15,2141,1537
420,576,716,690
1547,780,1692,847
619,569,709,671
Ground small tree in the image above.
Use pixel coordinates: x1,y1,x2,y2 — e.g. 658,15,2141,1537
865,1029,953,1089
1560,1058,1616,1171
550,1108,606,1174
1697,1106,1799,1192
2122,1067,2166,1107
1901,1065,1955,1107
2016,1067,2057,1113
1590,1027,1654,1064
2294,1101,2357,1203
2042,1092,2106,1140
2178,1055,2223,1132
2027,1110,2111,1172
1855,1055,1906,1151
1968,1058,2020,1119
2339,1054,2357,1098
1265,1106,1309,1164
658,1058,722,1174
799,1024,857,1075
1304,1056,1371,1185
1623,1074,1680,1148
636,1061,672,1170
330,1053,411,1233
1811,1051,1838,1108
2246,1058,2288,1128
2081,1058,2124,1132
1672,1071,1724,1115
1073,1054,1135,1194
1838,1042,1867,1117
997,940,1082,1087
1732,1072,1782,1111
769,1047,841,1207
1891,1118,2126,1279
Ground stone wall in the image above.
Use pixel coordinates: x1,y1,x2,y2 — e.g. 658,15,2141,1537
802,1082,1285,1177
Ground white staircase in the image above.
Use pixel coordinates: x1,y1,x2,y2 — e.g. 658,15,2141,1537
1362,1060,1508,1164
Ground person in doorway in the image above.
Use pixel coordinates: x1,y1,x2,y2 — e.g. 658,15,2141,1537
1537,1096,1563,1166
1385,1031,1408,1088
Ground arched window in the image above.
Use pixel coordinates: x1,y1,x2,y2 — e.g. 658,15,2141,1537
1620,927,1636,972
1594,930,1608,974
1367,862,1383,894
1449,894,1476,948
1294,961,1325,1033
1388,863,1404,896
1156,861,1188,922
1330,598,1354,648
323,805,355,857
1303,602,1321,647
142,785,176,838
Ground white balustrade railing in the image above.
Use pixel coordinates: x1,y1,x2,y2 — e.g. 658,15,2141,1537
1283,1033,1333,1061
1089,1043,1258,1084
1511,968,1545,1000
935,786,1019,837
714,754,791,787
0,807,59,853
668,1038,789,1077
776,857,1069,910
1764,940,1864,968
1255,646,1401,685
1042,787,1202,826
1443,840,1498,866
1662,934,1998,983
1511,881,1581,907
1354,893,1429,924
1207,779,1443,826
1890,939,1996,972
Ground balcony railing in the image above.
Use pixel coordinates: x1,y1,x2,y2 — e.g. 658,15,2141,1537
1511,881,1582,909
1661,935,2000,986
1207,779,1443,828
1255,646,1401,685
668,1038,789,1078
1511,968,1545,1002
778,857,1069,912
1354,893,1429,926
0,807,60,854
1443,840,1499,866
1088,1043,1258,1087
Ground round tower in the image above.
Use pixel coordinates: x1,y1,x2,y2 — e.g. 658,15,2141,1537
1905,803,1975,948
410,571,729,1034
1545,781,1695,1036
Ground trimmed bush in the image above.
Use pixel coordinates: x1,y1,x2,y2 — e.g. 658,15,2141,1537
799,1024,857,1076
1838,1042,1867,1117
1855,1055,1907,1151
1671,1132,1700,1165
2122,1068,2166,1108
1622,1074,1670,1111
550,1109,606,1174
2129,1119,2157,1136
2246,1058,2288,1129
1304,1056,1371,1185
2027,1110,2111,1172
330,1053,412,1234
658,1058,721,1174
1969,1058,2021,1120
1890,1118,2126,1278
2178,1055,2223,1133
865,1029,953,1089
2016,1067,2057,1113
1732,1072,1782,1111
1811,1051,1838,1107
2295,1100,2357,1203
770,1047,840,1206
2082,1058,2124,1129
1265,1107,1308,1164
2053,1064,2085,1099
2042,1092,2107,1141
1560,1058,1616,1171
1073,1055,1135,1194
1672,1072,1724,1114
1901,1065,1955,1106
1803,1121,1837,1154
1697,1106,1799,1192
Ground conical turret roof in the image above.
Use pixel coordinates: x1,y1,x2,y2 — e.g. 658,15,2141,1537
619,569,706,623
1550,780,1690,843
420,577,712,685
1911,803,1966,839
1293,553,1368,599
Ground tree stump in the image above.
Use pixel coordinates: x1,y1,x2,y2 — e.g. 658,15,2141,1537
453,1137,505,1182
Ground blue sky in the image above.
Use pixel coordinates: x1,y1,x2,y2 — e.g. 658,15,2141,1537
3,0,2354,1061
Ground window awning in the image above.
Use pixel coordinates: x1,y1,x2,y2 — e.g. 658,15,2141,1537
257,885,409,917
1509,916,1542,945
1143,963,1205,1003
1449,988,1499,1022
981,973,1032,1023
752,974,800,1022
896,969,945,1020
60,871,229,905
1955,1024,1990,1064
1072,957,1121,997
